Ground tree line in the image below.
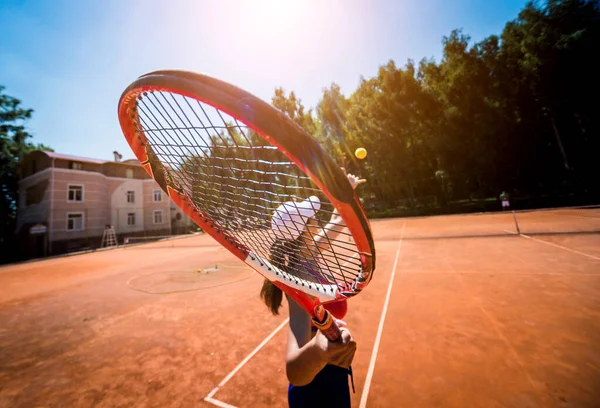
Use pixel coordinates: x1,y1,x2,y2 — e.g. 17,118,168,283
271,0,600,216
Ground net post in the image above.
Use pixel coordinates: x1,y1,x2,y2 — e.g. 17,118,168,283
512,210,521,235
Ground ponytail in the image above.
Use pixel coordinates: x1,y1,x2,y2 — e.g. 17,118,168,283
260,239,300,315
260,279,283,315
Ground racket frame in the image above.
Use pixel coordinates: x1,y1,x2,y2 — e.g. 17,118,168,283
118,70,375,339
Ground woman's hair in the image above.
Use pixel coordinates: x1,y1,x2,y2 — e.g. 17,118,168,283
260,238,301,315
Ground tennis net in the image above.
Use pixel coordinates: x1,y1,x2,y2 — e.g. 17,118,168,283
374,206,600,240
122,234,206,249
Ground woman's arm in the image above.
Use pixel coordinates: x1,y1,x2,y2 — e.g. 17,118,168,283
285,296,357,386
285,295,327,386
313,170,366,247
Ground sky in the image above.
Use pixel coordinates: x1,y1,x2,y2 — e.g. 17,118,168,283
0,0,528,161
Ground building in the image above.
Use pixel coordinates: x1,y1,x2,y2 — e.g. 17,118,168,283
16,150,196,259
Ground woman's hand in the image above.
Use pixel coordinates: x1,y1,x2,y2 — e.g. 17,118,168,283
341,167,366,190
286,301,356,385
313,322,357,369
310,168,365,250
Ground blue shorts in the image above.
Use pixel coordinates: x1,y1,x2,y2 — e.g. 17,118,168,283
288,364,351,408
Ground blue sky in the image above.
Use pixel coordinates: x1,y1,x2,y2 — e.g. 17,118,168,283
1,0,528,161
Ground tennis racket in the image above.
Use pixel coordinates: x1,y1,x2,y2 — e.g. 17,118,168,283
117,70,376,341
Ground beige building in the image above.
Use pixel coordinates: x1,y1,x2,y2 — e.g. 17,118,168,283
16,150,196,259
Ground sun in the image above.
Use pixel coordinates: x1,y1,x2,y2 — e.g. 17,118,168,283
241,0,307,33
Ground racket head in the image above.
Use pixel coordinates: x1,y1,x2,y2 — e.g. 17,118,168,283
118,70,375,309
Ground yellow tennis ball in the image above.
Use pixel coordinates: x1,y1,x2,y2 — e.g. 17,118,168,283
355,147,367,160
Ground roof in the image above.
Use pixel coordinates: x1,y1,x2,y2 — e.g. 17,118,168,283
44,151,106,164
42,151,140,166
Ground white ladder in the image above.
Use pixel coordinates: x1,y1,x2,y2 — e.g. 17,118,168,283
101,225,118,248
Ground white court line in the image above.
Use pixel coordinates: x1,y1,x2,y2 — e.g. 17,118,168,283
204,318,289,407
537,210,600,220
204,397,238,408
520,234,600,261
397,270,600,276
359,223,405,408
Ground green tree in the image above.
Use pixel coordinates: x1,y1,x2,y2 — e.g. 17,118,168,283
268,0,600,216
271,88,317,136
421,30,509,197
498,0,600,190
1,86,52,263
344,60,446,208
315,83,351,161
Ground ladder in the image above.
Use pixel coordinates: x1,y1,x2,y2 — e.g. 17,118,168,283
101,225,118,248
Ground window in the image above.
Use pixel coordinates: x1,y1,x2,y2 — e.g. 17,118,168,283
126,169,134,179
31,160,37,174
127,213,136,226
69,161,82,170
127,190,135,203
68,185,84,202
67,213,84,231
153,190,162,202
153,210,163,224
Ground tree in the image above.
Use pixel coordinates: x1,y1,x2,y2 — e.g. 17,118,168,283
498,0,600,190
0,86,52,263
271,88,317,136
268,0,600,216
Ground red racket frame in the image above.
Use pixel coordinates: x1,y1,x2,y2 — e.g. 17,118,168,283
118,71,375,340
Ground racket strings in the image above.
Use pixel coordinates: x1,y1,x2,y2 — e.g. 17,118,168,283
134,90,362,291
141,95,360,268
265,236,356,287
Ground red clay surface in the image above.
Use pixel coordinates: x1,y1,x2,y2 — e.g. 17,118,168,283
1,210,599,407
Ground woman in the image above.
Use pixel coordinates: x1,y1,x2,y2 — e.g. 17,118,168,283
261,170,366,408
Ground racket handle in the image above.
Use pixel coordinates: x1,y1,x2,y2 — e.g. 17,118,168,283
312,304,342,342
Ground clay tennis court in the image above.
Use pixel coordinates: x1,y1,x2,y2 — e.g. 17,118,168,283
1,208,599,407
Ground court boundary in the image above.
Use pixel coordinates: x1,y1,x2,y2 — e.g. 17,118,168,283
369,204,600,223
501,228,600,261
359,226,405,408
204,318,289,408
519,233,600,261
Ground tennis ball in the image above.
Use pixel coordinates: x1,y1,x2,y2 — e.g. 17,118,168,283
355,147,367,160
